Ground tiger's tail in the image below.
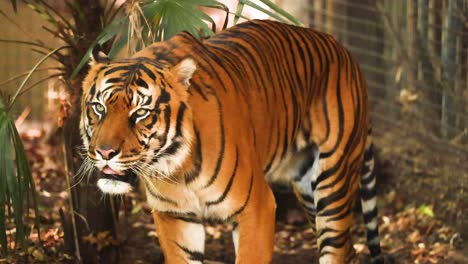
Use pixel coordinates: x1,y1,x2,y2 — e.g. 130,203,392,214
360,128,384,263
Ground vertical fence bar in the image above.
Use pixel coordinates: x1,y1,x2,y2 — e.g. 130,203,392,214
441,0,463,139
383,0,396,118
406,0,417,92
311,0,323,28
417,0,428,82
416,0,440,133
325,0,333,34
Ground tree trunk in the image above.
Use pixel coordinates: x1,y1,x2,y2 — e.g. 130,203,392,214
61,1,119,263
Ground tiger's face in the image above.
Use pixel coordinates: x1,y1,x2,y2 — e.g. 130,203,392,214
79,50,196,194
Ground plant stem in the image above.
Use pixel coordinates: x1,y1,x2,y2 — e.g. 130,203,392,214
18,73,63,97
62,132,82,263
8,47,62,111
0,67,60,86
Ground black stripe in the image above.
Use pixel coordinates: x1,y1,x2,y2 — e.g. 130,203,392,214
146,187,178,206
360,169,374,185
173,215,202,224
363,207,378,224
175,103,186,137
263,118,282,174
361,164,371,176
155,106,171,157
203,93,225,188
208,34,269,106
366,228,379,242
368,238,381,257
159,210,197,219
185,128,202,184
316,159,354,214
175,242,204,262
319,71,331,145
135,78,148,88
260,23,293,162
138,63,156,80
155,89,171,107
89,83,96,96
327,199,353,221
361,185,377,201
190,82,208,101
225,172,254,221
106,77,122,84
206,148,239,207
318,150,361,192
364,144,374,161
300,194,314,204
103,65,134,75
320,61,345,158
319,229,348,251
315,85,361,192
293,144,319,181
161,141,180,157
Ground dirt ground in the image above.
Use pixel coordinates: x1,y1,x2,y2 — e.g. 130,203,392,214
1,124,467,264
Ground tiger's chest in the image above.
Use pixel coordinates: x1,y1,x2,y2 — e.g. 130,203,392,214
144,180,235,222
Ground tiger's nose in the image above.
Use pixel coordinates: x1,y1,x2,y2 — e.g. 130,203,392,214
96,145,119,160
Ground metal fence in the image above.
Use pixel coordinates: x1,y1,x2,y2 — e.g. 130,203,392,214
310,0,467,142
307,0,468,233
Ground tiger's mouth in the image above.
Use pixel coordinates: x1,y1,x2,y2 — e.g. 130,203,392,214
97,166,138,194
100,171,138,186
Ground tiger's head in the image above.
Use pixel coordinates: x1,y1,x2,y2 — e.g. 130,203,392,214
79,48,197,195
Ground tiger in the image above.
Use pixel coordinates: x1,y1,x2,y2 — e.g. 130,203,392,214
80,20,385,263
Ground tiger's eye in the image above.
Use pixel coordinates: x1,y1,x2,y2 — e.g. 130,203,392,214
95,104,105,112
92,103,106,117
135,109,148,116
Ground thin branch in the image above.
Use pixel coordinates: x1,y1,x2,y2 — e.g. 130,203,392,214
9,47,64,109
0,67,62,86
0,10,44,45
30,49,65,67
35,0,77,34
42,25,79,52
30,46,71,66
105,1,125,27
18,73,63,97
203,2,230,30
0,39,49,49
61,136,82,263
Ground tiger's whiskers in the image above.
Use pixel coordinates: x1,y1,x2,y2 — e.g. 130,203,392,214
73,156,96,189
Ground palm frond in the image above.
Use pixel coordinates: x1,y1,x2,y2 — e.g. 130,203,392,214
0,47,61,256
233,1,245,25
9,47,63,109
9,0,17,12
256,0,302,25
0,112,36,255
72,0,300,82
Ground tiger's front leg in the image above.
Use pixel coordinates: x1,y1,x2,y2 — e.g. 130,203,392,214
234,170,276,264
152,212,205,264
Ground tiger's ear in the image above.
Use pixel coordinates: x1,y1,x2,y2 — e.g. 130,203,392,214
172,58,196,88
90,45,110,66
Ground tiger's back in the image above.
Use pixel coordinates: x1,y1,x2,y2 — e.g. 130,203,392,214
80,20,384,263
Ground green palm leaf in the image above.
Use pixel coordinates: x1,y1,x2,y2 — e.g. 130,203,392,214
0,47,58,256
73,0,299,76
0,112,11,255
10,0,17,12
256,0,301,25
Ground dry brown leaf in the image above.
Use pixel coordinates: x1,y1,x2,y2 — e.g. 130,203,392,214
407,230,421,243
82,231,119,251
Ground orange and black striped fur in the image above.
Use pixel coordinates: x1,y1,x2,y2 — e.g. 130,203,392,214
80,20,384,263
